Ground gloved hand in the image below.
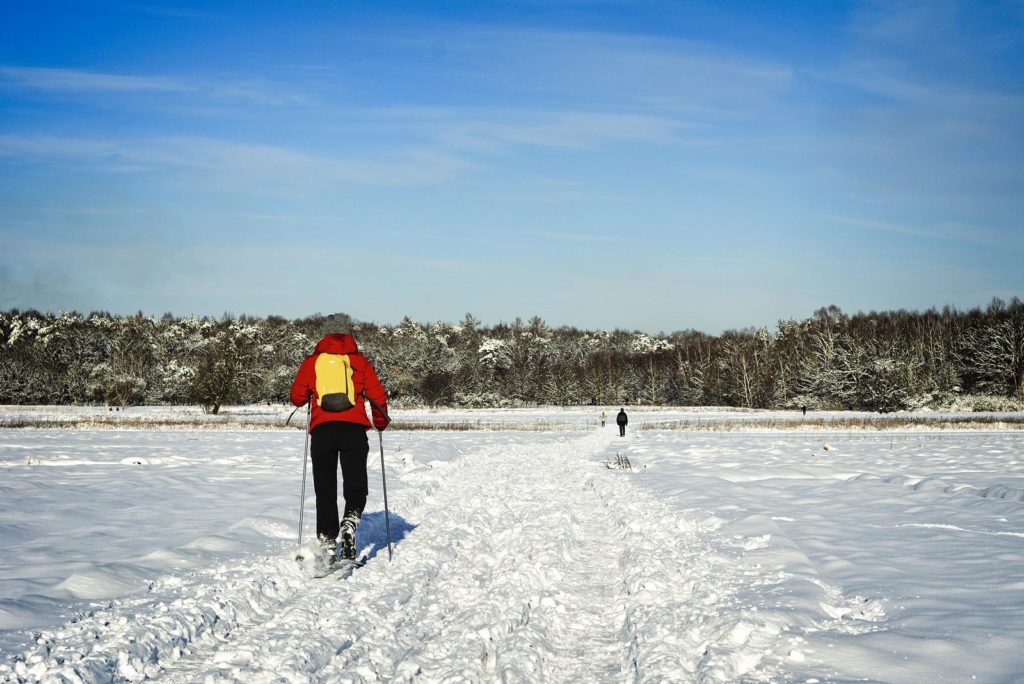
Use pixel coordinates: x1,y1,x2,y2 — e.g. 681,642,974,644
373,415,390,431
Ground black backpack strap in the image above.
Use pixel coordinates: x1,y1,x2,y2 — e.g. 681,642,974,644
361,391,391,428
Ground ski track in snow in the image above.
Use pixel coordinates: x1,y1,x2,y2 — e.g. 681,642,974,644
1,429,883,683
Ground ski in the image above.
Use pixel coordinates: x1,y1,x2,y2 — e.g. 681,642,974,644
317,558,364,579
313,557,366,577
294,541,366,579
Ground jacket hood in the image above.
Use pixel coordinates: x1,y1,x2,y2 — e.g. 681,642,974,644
314,333,359,355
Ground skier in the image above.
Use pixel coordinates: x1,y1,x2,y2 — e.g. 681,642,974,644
616,408,628,437
600,410,606,428
291,333,389,562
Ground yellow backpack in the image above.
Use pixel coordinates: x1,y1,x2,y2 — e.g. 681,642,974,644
315,353,357,411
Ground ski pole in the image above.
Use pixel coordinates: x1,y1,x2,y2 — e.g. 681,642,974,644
378,430,393,562
361,392,394,562
297,399,311,546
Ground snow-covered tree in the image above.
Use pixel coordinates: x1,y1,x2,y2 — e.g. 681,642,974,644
958,300,1024,399
1,302,1021,410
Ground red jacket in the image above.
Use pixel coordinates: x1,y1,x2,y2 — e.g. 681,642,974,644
290,333,390,432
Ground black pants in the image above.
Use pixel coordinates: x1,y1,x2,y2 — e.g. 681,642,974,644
619,424,626,436
310,421,369,541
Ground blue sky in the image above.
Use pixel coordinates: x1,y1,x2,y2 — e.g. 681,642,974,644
1,0,1021,333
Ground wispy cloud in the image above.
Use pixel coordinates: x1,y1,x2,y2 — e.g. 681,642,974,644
0,65,312,108
0,66,192,93
832,64,1024,129
799,2,1024,216
823,214,944,240
822,214,1022,251
110,2,220,20
0,134,123,161
437,109,688,151
0,134,469,189
835,1,1024,126
206,79,312,106
355,106,690,153
525,230,613,242
378,25,793,115
0,101,693,192
321,103,704,156
849,0,958,45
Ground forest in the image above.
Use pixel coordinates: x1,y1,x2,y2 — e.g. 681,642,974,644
1,299,1022,413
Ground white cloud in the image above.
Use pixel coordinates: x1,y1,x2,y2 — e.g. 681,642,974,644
525,230,613,242
821,214,1022,251
434,109,687,151
795,2,1024,215
0,65,313,108
0,134,470,189
0,134,123,161
0,66,192,93
377,25,795,128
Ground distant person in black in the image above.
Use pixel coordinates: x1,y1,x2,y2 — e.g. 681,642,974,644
616,408,628,437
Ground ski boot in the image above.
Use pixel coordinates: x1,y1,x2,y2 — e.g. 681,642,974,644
318,534,337,561
339,512,360,562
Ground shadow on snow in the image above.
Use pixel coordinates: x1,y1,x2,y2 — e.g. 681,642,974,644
357,510,417,562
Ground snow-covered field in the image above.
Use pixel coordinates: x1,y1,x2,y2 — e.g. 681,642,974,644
1,407,1022,682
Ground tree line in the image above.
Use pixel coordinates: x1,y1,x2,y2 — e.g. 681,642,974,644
1,299,1022,413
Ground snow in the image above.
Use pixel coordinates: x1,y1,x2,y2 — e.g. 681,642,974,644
0,407,1022,681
